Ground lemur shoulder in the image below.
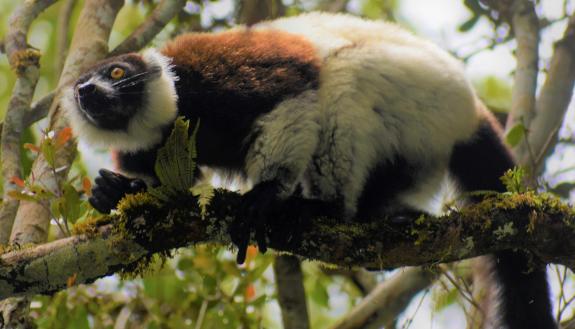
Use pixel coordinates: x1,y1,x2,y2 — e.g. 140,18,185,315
62,12,556,329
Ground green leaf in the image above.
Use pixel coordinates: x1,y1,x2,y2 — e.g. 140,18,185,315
505,123,526,147
50,197,63,220
310,279,329,308
459,15,480,32
474,76,512,110
66,306,90,329
41,139,56,168
432,287,458,311
190,182,215,218
62,184,81,224
150,117,199,199
500,167,527,193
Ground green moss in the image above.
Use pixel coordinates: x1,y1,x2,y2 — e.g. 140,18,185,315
72,215,112,236
0,242,36,256
118,251,172,279
10,48,42,74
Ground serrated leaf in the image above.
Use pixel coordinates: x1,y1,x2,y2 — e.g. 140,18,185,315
505,123,526,147
148,185,175,202
190,182,214,218
152,117,199,196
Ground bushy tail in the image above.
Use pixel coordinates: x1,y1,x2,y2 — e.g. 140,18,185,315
449,115,556,329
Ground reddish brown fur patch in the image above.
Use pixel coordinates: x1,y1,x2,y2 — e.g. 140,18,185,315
161,29,321,95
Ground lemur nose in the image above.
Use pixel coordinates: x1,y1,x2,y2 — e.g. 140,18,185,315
77,83,96,97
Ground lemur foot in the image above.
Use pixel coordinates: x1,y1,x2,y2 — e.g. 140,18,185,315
89,169,147,214
230,182,324,264
231,180,284,264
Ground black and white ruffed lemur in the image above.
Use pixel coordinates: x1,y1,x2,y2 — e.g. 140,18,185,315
62,13,556,329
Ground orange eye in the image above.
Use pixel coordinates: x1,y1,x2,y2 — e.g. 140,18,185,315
110,67,125,79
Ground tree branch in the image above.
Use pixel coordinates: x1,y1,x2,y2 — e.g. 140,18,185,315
110,0,187,56
0,190,573,300
527,12,575,172
0,0,58,244
9,0,124,246
330,267,438,329
1,1,62,325
273,255,310,329
505,0,539,133
55,0,76,75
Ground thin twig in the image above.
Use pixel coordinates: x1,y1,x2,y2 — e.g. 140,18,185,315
55,0,76,75
110,0,186,56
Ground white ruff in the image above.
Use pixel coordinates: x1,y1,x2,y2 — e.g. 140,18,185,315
62,48,178,153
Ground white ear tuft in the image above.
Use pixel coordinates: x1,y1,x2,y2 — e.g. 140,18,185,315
142,48,179,83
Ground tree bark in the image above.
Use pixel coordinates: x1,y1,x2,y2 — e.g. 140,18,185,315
0,191,573,299
274,255,310,329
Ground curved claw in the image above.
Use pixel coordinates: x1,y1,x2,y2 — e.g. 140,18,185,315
230,180,282,264
89,169,147,214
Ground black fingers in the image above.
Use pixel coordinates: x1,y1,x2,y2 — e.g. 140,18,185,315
89,169,147,214
231,180,283,264
230,219,249,264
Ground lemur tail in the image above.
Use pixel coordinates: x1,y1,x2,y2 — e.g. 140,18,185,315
449,114,556,329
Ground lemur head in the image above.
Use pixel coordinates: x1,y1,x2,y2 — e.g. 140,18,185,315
62,49,178,152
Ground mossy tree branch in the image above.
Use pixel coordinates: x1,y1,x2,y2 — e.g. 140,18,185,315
0,190,574,300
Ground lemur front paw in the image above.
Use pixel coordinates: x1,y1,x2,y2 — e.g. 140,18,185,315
231,180,284,264
89,169,147,214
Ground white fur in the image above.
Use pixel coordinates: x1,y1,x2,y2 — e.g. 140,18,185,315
245,90,321,197
248,13,481,215
62,48,179,153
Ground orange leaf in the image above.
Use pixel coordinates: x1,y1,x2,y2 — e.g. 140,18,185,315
56,127,73,146
10,176,25,188
245,284,256,301
23,143,40,152
247,245,258,258
82,177,92,196
67,273,78,287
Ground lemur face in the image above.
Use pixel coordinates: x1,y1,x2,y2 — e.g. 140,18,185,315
73,54,160,131
63,49,179,152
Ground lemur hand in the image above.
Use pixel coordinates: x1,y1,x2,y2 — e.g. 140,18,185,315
89,169,147,214
231,180,285,264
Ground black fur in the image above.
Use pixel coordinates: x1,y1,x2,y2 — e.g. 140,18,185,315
450,119,556,329
356,156,417,220
172,60,319,169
